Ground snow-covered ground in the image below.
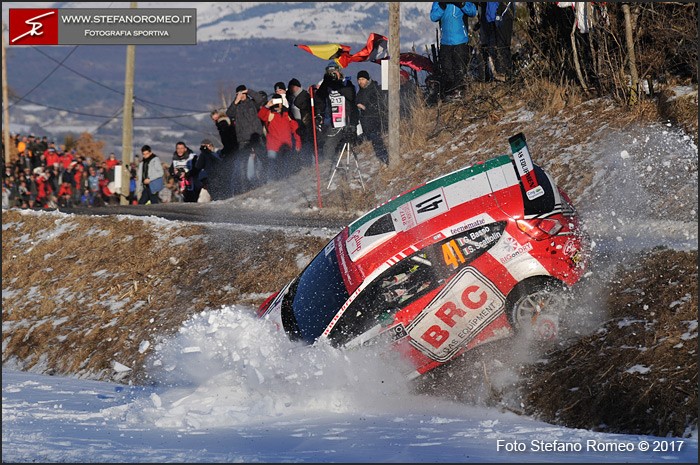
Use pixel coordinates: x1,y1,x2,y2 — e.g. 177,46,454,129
2,306,698,462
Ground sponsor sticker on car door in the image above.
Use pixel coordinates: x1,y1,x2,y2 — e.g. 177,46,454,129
406,267,505,362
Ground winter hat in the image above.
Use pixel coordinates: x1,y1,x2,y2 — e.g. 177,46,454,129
235,84,247,93
357,70,370,80
288,78,301,89
325,61,340,72
274,81,286,92
200,139,214,146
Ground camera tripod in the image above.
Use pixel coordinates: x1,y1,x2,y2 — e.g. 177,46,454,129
327,142,365,190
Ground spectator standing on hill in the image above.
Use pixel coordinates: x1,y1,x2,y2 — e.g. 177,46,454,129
136,145,164,205
195,139,227,201
478,1,515,82
287,78,313,165
168,141,198,202
258,95,301,180
226,84,266,190
314,62,359,161
211,109,239,197
356,69,389,165
430,1,478,98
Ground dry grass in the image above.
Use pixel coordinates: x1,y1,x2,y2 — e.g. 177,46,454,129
2,210,328,383
521,249,698,438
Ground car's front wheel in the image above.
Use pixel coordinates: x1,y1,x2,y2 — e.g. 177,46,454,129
506,278,569,342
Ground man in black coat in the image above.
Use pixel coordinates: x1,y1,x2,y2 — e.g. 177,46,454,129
226,85,265,192
287,78,313,166
314,62,359,161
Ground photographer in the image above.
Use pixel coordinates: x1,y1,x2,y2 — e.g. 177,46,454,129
194,139,226,200
226,85,265,192
258,95,301,181
314,62,359,161
168,141,198,202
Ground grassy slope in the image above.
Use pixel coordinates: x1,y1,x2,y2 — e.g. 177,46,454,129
2,80,697,437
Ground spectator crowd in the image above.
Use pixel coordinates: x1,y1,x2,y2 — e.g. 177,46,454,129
2,2,516,209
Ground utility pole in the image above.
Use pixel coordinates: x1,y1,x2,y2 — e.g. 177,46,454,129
120,2,137,205
2,22,12,166
388,3,400,167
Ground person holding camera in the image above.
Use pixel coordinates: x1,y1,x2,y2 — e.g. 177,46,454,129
430,1,478,98
226,84,266,191
258,95,301,181
168,141,199,203
314,62,359,161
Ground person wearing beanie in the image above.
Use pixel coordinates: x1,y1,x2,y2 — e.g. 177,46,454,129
357,70,370,81
356,70,388,165
315,62,359,161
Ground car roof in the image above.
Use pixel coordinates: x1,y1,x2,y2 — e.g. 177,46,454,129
344,155,523,280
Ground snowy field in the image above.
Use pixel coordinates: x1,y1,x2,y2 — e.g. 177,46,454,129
2,306,697,463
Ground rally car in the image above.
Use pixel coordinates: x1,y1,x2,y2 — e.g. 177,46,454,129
258,133,589,379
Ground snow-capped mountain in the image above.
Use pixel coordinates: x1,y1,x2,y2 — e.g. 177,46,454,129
3,2,437,48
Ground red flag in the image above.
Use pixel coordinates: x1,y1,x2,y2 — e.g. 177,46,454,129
296,33,388,69
399,52,434,74
337,33,388,68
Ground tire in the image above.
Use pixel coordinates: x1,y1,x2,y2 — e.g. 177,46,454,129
505,278,569,342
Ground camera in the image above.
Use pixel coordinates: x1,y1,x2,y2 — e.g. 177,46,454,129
200,144,208,151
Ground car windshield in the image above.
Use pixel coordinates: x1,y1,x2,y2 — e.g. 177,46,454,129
282,239,350,344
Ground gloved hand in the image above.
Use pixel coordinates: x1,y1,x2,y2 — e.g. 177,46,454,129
315,115,324,134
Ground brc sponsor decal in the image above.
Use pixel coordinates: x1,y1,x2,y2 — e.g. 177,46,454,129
406,267,505,362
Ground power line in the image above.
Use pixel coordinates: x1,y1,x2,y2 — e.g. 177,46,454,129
28,46,210,113
10,46,78,108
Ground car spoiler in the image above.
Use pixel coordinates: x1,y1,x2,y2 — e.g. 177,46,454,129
508,132,545,201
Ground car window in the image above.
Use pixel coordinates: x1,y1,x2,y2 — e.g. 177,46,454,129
329,221,507,346
282,239,350,344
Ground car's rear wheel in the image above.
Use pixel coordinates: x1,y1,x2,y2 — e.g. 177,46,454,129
506,278,569,342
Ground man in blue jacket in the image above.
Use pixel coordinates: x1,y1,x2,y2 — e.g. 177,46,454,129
430,2,478,98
